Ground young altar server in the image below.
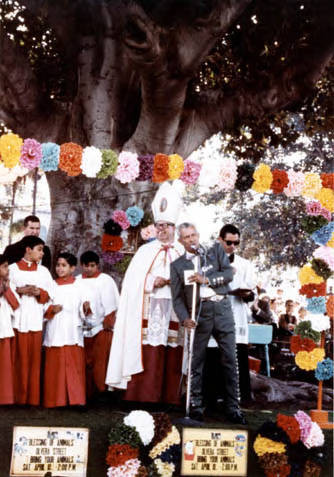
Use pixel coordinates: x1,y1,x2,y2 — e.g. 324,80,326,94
77,251,119,397
0,254,20,404
43,252,86,408
9,236,53,405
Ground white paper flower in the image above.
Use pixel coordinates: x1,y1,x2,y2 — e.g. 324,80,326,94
198,158,219,188
309,314,330,332
81,146,102,178
123,410,154,446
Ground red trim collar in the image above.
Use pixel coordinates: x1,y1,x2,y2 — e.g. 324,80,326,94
56,276,76,285
17,259,38,271
82,271,101,279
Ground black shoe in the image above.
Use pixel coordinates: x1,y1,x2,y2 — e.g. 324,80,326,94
189,409,204,422
225,409,247,425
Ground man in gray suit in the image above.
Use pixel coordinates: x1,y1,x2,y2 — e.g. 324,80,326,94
170,223,246,424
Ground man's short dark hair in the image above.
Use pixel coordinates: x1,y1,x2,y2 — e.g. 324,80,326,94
80,251,100,265
0,254,8,266
285,299,294,306
23,215,40,227
21,235,45,251
219,224,240,240
57,252,77,267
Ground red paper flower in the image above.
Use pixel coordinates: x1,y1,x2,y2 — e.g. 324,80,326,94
106,444,138,467
271,170,289,194
321,173,334,190
101,234,123,252
265,464,291,477
277,414,300,444
290,335,316,354
299,282,327,298
152,153,169,183
326,295,334,319
59,142,83,176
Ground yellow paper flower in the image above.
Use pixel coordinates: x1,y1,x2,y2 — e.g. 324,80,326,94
315,187,334,213
252,164,273,193
298,265,324,286
302,173,322,198
295,348,325,371
327,232,334,248
0,133,23,168
253,436,286,456
168,154,184,180
155,459,175,477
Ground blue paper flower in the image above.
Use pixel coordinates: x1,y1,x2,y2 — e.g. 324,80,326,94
126,206,144,227
40,142,60,171
306,296,326,314
315,358,333,381
311,222,334,246
159,444,181,464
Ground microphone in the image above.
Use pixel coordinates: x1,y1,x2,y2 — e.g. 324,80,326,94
190,245,206,256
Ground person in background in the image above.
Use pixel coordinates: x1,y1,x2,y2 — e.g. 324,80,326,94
278,299,297,339
298,306,308,322
270,298,280,326
3,215,51,270
252,295,274,325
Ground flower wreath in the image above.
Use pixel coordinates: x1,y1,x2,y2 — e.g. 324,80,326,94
105,411,181,477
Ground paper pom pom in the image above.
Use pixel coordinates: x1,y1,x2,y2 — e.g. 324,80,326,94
153,153,169,183
315,187,334,212
104,219,122,236
306,200,322,216
308,314,330,332
315,358,333,381
302,173,322,198
271,169,289,194
59,142,83,176
126,206,144,227
299,282,326,298
319,207,332,221
168,153,184,180
306,297,326,315
106,444,139,467
326,295,334,318
108,423,142,448
294,411,313,441
277,414,301,444
300,215,328,234
198,158,220,188
97,149,118,179
154,458,175,477
124,411,155,446
107,458,141,477
311,222,334,246
115,151,139,184
102,251,124,265
253,436,286,456
252,163,273,193
112,210,130,230
284,170,304,197
235,162,255,191
258,452,288,470
180,159,201,185
101,234,123,252
321,173,334,190
0,133,23,168
290,335,316,354
41,143,60,171
151,413,173,448
303,422,324,449
81,146,102,178
218,158,237,191
295,348,325,371
311,258,332,280
294,321,320,342
313,246,334,271
298,265,324,286
20,138,42,169
137,155,154,181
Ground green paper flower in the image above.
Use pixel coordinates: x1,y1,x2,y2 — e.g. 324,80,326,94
311,258,333,281
300,215,328,235
108,423,142,448
97,149,118,179
294,321,320,342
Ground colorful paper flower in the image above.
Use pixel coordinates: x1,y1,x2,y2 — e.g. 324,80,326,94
101,234,123,252
153,153,169,183
126,206,144,227
123,411,155,446
112,210,130,230
294,411,313,441
106,444,139,467
137,155,154,181
107,458,141,477
284,170,304,197
252,163,273,193
217,158,237,191
276,414,300,444
319,207,332,221
327,232,334,248
306,201,322,216
311,258,332,280
315,358,333,381
313,246,334,271
115,151,139,184
290,335,316,354
298,265,324,286
0,133,23,168
321,173,334,190
235,162,255,191
295,348,325,371
97,149,118,179
294,321,320,341
154,458,175,477
302,422,324,449
81,146,102,178
308,314,330,332
271,169,289,194
198,158,220,188
104,219,122,236
108,423,142,448
303,460,322,477
180,159,201,185
20,138,42,169
302,173,322,198
264,464,291,477
300,215,328,234
315,187,334,212
168,153,184,180
299,282,326,298
326,295,334,318
306,297,326,315
59,142,83,176
311,222,334,246
102,251,124,265
41,142,60,171
149,426,181,459
253,436,286,457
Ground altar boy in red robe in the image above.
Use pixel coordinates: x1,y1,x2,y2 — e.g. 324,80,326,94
0,254,20,404
9,236,53,405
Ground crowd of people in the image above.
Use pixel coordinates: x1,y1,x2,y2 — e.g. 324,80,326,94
0,184,315,423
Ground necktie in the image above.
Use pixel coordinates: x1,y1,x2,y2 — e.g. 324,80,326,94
229,253,235,263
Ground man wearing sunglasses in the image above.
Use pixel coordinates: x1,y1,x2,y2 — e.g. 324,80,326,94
218,224,257,405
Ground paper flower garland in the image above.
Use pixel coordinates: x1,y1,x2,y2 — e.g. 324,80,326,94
101,234,123,252
299,282,326,298
298,265,324,286
153,153,169,183
315,358,333,381
81,146,102,178
321,173,334,190
271,169,289,194
126,206,144,227
41,143,60,171
20,138,42,170
235,162,255,191
252,163,273,193
59,142,83,176
218,158,237,191
180,159,201,185
316,187,334,212
168,154,184,180
115,151,139,183
311,222,334,246
104,219,122,236
137,155,154,181
306,297,326,314
295,348,325,371
302,173,322,198
98,150,118,179
112,210,130,230
284,170,305,197
0,133,23,168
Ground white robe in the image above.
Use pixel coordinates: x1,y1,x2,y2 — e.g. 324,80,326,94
0,283,19,339
105,239,184,390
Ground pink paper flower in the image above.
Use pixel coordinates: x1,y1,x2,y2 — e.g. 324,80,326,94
180,160,202,185
20,138,42,169
302,422,324,449
313,246,334,271
112,210,130,230
319,207,332,221
114,151,139,184
294,410,312,441
141,224,157,241
218,158,237,191
107,458,141,477
284,170,305,197
306,201,322,216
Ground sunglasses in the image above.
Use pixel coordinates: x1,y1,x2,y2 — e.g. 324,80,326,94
155,222,174,229
224,240,240,246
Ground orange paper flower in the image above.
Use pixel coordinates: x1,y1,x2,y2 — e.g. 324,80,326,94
299,282,326,298
326,295,334,319
321,173,334,190
59,142,83,176
153,153,169,183
271,170,289,194
101,234,123,252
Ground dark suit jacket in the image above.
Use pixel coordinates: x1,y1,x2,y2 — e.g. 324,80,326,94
3,238,52,271
170,242,233,324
